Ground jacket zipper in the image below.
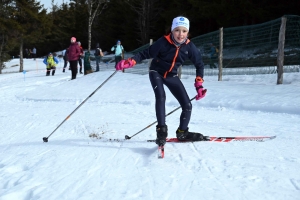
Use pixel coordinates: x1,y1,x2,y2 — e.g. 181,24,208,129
163,46,180,78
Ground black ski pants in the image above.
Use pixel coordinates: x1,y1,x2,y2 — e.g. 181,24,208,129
63,58,68,69
149,70,192,131
78,58,82,72
69,60,78,79
114,56,122,67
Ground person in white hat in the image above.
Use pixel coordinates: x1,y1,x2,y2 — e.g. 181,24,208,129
115,16,208,146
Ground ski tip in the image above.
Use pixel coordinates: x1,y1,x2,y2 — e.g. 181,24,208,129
158,146,164,159
257,135,277,142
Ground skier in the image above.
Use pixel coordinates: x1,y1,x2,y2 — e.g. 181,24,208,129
111,40,124,68
94,43,104,72
43,52,59,76
62,48,69,73
32,47,37,60
67,37,81,80
115,16,208,146
77,41,84,74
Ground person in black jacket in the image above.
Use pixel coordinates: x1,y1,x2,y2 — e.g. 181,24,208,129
115,16,208,146
94,43,103,72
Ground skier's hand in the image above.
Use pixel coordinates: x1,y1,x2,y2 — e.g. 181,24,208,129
115,58,136,71
194,76,207,100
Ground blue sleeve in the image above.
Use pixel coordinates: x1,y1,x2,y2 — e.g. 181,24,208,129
54,57,59,64
210,47,215,56
43,58,47,65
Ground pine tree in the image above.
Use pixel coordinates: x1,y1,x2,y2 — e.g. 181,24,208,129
11,0,49,72
0,0,18,74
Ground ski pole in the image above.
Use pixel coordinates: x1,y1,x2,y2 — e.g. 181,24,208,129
43,70,118,142
125,96,196,140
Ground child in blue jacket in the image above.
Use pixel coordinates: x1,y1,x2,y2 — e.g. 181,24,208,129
43,52,59,76
116,16,208,146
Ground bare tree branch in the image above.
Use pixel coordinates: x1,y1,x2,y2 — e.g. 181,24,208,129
86,0,108,51
125,0,161,45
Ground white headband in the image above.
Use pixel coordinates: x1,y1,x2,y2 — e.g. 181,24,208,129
171,16,190,31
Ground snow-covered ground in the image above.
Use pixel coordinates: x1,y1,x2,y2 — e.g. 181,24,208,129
1,58,300,200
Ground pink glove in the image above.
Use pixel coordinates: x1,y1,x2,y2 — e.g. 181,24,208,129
115,58,136,71
194,78,207,100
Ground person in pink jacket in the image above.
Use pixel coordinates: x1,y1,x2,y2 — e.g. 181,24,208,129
67,37,81,80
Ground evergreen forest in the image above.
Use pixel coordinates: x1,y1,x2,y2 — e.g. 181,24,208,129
0,0,299,60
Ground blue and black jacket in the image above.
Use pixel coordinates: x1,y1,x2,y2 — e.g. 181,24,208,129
132,33,204,78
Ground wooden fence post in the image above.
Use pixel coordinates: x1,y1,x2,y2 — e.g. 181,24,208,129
178,65,182,79
218,27,223,81
277,16,287,84
148,39,153,72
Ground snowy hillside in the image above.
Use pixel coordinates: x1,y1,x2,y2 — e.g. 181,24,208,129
0,58,300,200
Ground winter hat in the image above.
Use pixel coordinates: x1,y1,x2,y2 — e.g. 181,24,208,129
48,52,53,56
171,16,190,31
71,37,76,42
117,40,121,44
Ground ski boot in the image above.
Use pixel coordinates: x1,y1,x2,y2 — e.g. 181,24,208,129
155,125,168,146
46,71,50,76
176,128,209,141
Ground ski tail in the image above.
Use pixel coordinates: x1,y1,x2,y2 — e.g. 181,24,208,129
158,146,164,158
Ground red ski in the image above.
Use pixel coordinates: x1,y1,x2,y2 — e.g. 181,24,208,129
158,146,164,158
148,136,276,143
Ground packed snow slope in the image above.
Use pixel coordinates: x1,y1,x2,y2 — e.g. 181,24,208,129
0,59,300,200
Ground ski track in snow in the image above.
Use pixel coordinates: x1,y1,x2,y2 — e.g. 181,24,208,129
1,59,300,199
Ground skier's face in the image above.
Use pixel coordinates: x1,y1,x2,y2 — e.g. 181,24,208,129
172,27,188,43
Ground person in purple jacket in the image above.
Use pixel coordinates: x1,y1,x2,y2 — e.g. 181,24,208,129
67,37,81,80
115,16,208,146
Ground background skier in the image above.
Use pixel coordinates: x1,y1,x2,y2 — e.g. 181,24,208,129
111,40,124,68
43,52,59,76
67,37,81,80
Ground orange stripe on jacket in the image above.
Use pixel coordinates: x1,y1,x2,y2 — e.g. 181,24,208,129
163,34,190,78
